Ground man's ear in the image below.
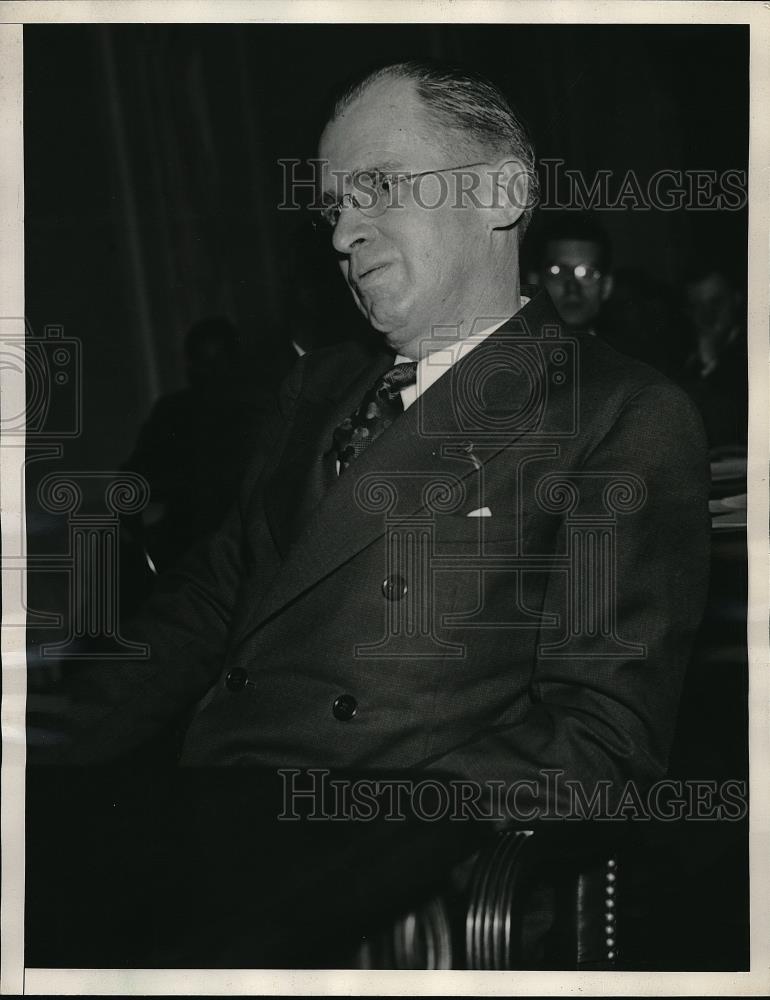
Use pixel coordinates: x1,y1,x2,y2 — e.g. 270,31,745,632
600,274,614,302
487,158,529,229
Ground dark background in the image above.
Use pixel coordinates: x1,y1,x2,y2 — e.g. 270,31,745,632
24,22,748,478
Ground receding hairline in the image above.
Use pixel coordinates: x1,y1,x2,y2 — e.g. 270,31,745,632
326,64,517,161
319,77,471,191
322,74,441,147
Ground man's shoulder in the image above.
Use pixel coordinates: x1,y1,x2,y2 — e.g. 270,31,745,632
580,330,674,393
580,331,694,409
575,332,707,449
513,290,688,410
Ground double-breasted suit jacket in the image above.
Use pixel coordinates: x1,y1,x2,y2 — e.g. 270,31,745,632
49,292,710,809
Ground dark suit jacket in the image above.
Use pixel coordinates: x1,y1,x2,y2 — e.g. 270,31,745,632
680,332,748,449
41,292,710,813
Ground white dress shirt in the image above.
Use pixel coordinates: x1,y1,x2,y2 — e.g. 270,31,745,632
395,298,529,410
335,299,528,474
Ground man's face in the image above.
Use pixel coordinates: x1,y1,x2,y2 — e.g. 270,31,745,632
318,77,494,359
540,238,611,332
683,272,739,346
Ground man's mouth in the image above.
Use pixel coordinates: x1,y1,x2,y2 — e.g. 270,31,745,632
355,263,389,285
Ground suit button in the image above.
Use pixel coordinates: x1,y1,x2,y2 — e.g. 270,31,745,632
382,574,407,601
332,694,357,721
225,667,249,692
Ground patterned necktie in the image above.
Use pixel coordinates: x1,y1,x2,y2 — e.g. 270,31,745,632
333,361,418,473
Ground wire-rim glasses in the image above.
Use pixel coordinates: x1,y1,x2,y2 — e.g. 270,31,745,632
312,161,488,231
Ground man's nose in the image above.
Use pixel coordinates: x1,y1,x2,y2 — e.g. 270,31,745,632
331,203,374,254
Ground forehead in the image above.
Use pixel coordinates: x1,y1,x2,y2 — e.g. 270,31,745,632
319,76,440,181
544,238,603,265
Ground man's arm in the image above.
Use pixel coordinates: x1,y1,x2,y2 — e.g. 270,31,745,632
418,382,711,816
27,358,306,764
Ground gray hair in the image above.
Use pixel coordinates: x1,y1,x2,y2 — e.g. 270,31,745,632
332,60,539,238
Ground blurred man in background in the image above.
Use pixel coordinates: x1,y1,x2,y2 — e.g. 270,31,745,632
530,211,686,378
532,210,613,336
124,317,264,574
680,263,747,450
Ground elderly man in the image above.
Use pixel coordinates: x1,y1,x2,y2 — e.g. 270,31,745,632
30,61,710,966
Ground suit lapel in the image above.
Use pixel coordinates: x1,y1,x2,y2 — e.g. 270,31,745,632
242,292,571,638
261,345,392,557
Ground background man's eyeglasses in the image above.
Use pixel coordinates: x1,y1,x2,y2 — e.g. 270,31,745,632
312,161,488,231
543,263,603,286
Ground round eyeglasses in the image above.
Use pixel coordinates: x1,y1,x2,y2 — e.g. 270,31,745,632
543,263,603,286
312,162,488,231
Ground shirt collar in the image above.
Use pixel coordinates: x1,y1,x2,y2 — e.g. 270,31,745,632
395,297,530,409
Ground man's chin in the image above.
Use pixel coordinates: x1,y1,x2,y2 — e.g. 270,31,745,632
559,309,593,329
359,300,410,342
